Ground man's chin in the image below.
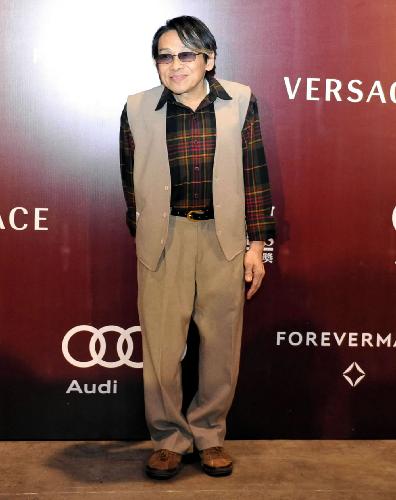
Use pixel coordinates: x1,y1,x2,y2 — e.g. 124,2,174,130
166,83,186,95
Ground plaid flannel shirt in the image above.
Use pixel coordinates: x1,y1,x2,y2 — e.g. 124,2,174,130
120,76,276,241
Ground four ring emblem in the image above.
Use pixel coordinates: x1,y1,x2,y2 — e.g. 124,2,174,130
62,325,143,369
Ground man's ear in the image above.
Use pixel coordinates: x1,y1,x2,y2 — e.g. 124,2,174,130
205,51,215,71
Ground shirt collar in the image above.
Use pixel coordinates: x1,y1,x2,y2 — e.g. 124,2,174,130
155,76,232,111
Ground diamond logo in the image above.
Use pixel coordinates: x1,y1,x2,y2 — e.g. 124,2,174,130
343,362,365,387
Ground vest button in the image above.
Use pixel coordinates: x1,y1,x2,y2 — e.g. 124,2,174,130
160,239,164,244
162,212,167,218
164,185,169,190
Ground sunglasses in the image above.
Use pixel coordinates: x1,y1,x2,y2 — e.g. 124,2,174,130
156,51,204,64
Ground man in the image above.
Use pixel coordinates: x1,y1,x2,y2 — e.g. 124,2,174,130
120,15,275,479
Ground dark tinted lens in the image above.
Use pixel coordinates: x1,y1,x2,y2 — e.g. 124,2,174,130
156,54,173,64
178,52,197,62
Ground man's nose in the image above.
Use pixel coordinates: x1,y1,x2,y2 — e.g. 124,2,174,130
170,55,183,70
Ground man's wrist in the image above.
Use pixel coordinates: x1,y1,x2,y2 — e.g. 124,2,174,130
249,240,265,252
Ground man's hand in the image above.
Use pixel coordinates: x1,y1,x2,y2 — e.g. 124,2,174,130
244,241,265,300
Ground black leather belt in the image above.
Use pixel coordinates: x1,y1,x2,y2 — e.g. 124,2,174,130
170,207,214,221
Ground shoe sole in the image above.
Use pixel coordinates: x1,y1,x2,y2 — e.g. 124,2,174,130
201,464,233,477
145,464,182,480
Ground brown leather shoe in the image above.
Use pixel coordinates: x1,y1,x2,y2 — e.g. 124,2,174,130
145,449,183,479
199,446,233,476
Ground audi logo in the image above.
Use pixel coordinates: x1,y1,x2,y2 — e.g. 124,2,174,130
62,325,143,369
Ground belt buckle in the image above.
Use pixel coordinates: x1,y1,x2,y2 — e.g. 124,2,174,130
187,210,205,221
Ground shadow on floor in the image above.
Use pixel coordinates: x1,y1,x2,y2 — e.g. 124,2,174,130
45,441,201,483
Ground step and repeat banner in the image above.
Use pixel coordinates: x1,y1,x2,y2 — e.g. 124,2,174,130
0,0,395,439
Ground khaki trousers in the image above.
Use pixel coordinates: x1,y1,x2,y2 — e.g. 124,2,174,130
137,215,245,454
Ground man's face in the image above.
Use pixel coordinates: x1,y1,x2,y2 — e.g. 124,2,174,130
156,29,214,98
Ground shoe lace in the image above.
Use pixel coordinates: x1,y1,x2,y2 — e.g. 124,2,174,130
159,449,170,461
209,446,223,456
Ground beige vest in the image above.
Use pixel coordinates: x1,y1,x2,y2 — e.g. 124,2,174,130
127,78,251,271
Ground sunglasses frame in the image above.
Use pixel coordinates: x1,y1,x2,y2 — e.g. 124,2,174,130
155,51,205,64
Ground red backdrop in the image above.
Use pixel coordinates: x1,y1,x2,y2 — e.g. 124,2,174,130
0,0,395,439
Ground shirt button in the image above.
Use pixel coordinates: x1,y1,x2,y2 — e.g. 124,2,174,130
194,193,198,199
193,140,198,145
194,166,199,171
162,212,167,218
164,185,169,191
160,239,164,244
